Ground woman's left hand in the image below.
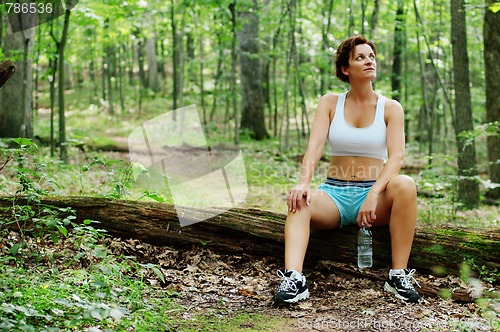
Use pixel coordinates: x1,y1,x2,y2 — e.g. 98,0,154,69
357,192,378,227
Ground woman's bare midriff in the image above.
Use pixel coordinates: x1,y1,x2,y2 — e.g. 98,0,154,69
327,156,384,181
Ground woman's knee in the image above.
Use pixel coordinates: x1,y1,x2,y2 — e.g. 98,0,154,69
286,197,310,218
387,175,416,198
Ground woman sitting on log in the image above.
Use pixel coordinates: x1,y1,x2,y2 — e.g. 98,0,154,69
273,36,420,305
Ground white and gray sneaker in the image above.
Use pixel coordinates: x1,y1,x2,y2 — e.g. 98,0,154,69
273,269,309,305
384,268,420,303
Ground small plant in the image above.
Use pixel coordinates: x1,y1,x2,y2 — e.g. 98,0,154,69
82,156,133,199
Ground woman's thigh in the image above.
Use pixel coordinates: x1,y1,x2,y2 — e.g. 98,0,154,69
371,175,415,227
308,189,342,230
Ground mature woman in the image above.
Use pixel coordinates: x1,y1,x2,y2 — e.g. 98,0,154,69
273,36,419,305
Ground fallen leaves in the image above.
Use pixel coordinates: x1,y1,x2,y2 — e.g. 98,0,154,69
1,229,498,331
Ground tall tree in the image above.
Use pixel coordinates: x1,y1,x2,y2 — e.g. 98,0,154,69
391,0,406,102
229,1,239,144
450,0,480,207
319,0,334,94
170,0,186,114
238,0,269,140
0,26,34,138
145,13,160,92
484,0,500,199
51,9,71,163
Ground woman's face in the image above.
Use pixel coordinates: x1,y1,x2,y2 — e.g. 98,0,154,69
342,43,377,82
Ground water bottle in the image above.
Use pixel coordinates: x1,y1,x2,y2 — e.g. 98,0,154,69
357,226,373,268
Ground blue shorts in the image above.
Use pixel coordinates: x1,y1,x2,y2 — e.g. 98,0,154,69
318,178,375,228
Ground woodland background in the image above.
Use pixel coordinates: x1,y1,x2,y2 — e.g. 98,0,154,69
0,0,498,330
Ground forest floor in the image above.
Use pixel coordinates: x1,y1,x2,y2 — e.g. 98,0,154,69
1,228,498,331
1,127,499,330
96,235,500,331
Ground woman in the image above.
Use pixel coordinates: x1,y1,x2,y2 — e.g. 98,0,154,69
273,36,419,305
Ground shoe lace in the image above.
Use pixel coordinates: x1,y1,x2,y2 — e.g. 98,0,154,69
401,269,421,289
276,270,298,292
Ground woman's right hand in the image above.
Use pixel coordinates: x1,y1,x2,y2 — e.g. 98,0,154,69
287,183,311,213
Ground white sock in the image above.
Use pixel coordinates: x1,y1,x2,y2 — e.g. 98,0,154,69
389,269,405,277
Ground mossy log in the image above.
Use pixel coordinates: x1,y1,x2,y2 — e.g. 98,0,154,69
0,196,498,296
0,60,16,88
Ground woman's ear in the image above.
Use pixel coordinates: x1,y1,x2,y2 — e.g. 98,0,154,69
341,65,349,77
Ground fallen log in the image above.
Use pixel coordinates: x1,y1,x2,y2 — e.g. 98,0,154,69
1,196,498,290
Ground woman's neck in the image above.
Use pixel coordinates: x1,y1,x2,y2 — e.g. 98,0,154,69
346,81,376,102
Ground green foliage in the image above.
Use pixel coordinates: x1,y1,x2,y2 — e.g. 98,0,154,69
0,140,177,330
0,240,177,331
463,258,500,285
489,1,500,13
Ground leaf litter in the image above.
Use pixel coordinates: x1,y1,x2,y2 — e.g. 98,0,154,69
1,231,498,331
102,235,500,331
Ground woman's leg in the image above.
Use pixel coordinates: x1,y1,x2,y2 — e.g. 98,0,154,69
373,175,417,269
284,190,341,273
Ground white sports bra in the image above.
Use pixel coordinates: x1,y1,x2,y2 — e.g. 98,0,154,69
328,92,387,160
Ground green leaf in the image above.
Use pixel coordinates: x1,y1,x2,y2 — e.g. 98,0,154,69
151,266,165,283
90,309,103,321
12,137,33,147
58,226,68,237
51,233,59,244
144,191,165,202
10,243,20,256
490,2,500,13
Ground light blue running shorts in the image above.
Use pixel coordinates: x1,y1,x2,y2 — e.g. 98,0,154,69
318,177,375,228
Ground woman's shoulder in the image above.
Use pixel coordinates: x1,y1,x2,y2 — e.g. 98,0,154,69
381,96,404,113
381,96,404,123
318,92,343,105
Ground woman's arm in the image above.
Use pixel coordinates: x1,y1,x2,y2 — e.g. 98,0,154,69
357,99,405,226
287,94,335,212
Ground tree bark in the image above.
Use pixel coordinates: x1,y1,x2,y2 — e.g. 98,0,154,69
57,9,71,163
238,1,269,140
391,0,406,103
319,0,334,94
1,196,498,287
170,0,186,114
146,13,159,93
229,2,239,144
450,0,480,208
484,0,500,200
0,26,34,138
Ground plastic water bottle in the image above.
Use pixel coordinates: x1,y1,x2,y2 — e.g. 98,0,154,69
357,226,373,268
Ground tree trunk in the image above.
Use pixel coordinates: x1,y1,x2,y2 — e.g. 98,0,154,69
484,0,500,200
209,18,224,124
57,9,71,163
391,0,406,103
146,15,159,93
229,2,239,144
450,0,480,208
105,46,115,115
0,26,34,138
319,0,334,94
238,1,269,140
369,0,380,39
194,9,206,127
170,0,186,114
1,196,498,288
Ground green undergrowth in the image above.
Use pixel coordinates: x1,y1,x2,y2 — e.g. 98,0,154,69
0,251,179,331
